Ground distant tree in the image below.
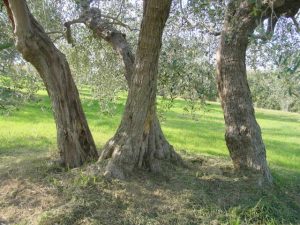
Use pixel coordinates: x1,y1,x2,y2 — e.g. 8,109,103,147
249,70,300,112
4,0,98,167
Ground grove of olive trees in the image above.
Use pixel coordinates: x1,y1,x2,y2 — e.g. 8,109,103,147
1,1,300,224
1,0,300,181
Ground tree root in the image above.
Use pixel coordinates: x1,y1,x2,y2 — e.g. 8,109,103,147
99,118,183,179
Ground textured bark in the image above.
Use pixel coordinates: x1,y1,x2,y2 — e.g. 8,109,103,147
71,8,178,168
64,4,181,178
6,0,98,168
77,8,175,156
217,0,300,183
99,0,182,179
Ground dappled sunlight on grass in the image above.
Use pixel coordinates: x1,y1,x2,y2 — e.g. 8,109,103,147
256,108,300,173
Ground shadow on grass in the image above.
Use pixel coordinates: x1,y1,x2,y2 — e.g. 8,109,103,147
262,128,300,140
264,139,299,157
1,152,299,225
256,111,300,123
0,136,54,155
1,93,300,224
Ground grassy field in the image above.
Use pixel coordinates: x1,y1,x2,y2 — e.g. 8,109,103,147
0,90,299,225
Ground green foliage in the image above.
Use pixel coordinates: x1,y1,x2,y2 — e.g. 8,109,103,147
0,87,22,114
186,0,225,28
0,8,17,73
0,1,299,223
159,36,217,119
62,28,127,115
249,68,300,113
249,71,282,110
0,42,13,51
247,15,300,113
28,0,62,33
0,66,41,115
250,5,262,17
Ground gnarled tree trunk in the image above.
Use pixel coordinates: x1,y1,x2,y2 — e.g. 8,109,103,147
99,0,182,179
216,1,272,182
66,9,175,161
216,0,300,183
5,0,98,168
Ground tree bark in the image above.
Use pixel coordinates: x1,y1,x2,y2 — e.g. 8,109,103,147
99,0,182,179
216,0,300,183
5,0,99,168
76,8,179,170
77,9,175,163
216,1,272,182
64,4,182,179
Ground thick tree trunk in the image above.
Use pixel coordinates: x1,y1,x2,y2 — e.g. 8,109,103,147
6,0,98,168
64,5,181,178
216,1,272,182
216,1,300,183
78,9,178,169
99,0,182,179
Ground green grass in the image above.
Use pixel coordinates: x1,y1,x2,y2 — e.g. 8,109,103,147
0,90,299,225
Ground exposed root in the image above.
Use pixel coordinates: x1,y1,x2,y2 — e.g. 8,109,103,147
99,118,183,179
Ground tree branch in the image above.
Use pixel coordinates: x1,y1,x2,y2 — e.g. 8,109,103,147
291,16,300,32
267,16,278,34
101,14,134,31
3,0,14,29
178,0,221,36
116,0,125,19
46,30,64,35
52,34,65,43
252,16,278,41
65,8,135,85
64,18,85,45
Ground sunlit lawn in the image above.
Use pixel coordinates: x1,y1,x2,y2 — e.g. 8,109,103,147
0,90,299,183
